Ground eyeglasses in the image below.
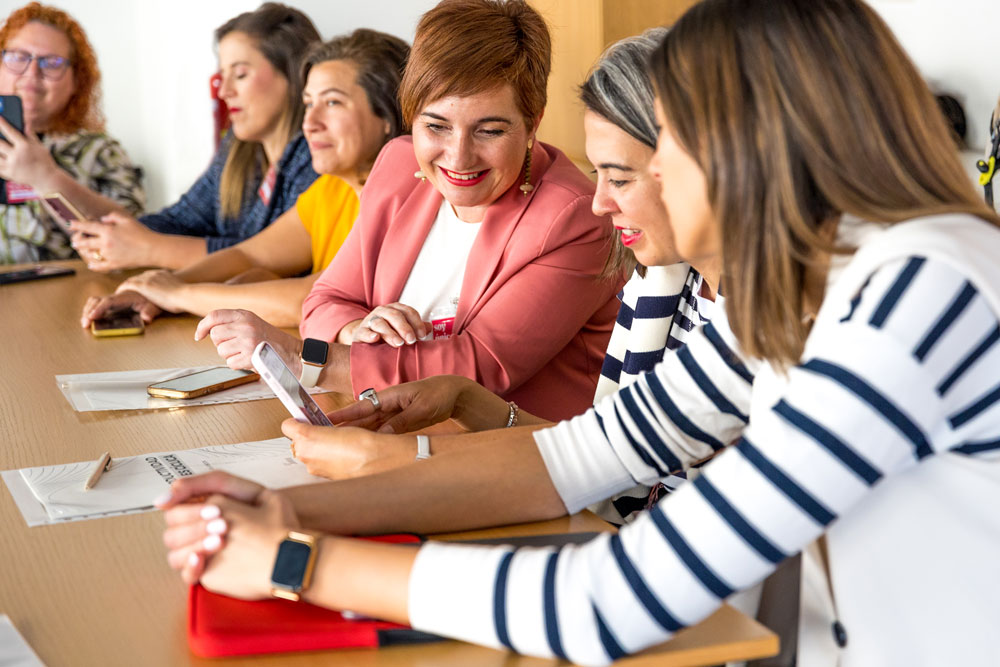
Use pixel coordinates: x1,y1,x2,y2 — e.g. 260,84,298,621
1,49,72,80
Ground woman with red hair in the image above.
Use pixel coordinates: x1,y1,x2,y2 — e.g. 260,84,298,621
0,1,143,264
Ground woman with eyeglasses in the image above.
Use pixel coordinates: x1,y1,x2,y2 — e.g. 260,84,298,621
68,3,320,273
0,2,144,265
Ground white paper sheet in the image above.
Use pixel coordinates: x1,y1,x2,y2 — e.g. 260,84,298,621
2,438,326,526
55,366,329,412
0,615,45,667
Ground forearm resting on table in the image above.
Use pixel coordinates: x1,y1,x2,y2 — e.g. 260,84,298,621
304,536,416,624
283,426,565,535
174,275,316,326
150,234,208,270
174,245,257,283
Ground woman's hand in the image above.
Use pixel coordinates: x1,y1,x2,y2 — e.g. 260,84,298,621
349,303,429,347
0,116,60,188
117,270,188,313
159,473,298,599
324,374,495,434
195,309,301,372
282,419,418,480
69,212,159,271
158,472,267,582
80,290,162,328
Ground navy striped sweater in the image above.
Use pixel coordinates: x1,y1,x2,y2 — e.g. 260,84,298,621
407,245,1000,665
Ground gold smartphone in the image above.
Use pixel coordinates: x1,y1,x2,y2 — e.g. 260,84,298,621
91,310,145,337
40,192,85,235
147,367,260,399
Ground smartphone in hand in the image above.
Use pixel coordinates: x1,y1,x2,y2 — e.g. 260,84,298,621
40,192,85,235
251,341,332,426
147,367,260,399
0,95,25,206
91,309,145,337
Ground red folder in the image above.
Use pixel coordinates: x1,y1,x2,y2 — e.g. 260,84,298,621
187,534,441,657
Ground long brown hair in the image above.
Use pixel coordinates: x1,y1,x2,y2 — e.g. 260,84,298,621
0,2,102,134
215,3,320,219
650,0,1000,365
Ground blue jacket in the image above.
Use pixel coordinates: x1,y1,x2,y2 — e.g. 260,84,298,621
140,133,317,252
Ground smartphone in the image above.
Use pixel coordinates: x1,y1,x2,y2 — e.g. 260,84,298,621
251,341,332,426
0,95,24,206
40,192,85,235
147,367,260,399
90,309,145,337
0,265,75,285
0,94,23,140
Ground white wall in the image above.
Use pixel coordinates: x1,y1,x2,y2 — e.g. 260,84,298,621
3,0,998,209
869,0,1000,154
1,0,436,210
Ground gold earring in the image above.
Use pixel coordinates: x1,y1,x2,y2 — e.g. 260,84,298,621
519,140,534,195
414,170,427,181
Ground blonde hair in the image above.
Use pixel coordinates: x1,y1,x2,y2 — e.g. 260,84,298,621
650,0,1000,365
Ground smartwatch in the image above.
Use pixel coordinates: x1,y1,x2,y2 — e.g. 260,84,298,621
299,338,329,388
270,530,319,602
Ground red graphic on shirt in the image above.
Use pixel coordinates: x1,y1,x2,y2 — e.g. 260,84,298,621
431,317,454,339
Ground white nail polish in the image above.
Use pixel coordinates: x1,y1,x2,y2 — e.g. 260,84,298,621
200,505,221,520
188,552,199,567
203,534,222,551
206,518,227,535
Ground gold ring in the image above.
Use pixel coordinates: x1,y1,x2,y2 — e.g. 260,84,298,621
92,250,103,262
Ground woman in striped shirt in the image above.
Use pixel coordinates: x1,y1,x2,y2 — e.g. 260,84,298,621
274,30,713,524
160,0,1000,664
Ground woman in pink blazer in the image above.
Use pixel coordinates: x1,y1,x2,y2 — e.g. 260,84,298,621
196,0,620,421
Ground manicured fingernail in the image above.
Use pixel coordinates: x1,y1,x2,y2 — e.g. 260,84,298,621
206,518,227,535
188,552,199,567
200,505,220,520
153,492,172,507
406,335,415,344
203,534,222,551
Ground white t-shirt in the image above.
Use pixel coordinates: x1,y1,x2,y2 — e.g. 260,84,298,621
397,200,482,339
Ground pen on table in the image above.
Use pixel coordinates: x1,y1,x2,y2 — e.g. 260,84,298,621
83,451,112,491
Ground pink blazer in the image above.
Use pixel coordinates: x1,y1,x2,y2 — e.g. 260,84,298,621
301,136,621,421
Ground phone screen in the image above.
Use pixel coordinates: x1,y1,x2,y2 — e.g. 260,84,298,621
150,368,256,393
92,310,144,332
255,344,332,426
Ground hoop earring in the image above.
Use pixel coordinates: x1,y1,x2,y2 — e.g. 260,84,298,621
414,170,427,181
519,139,534,195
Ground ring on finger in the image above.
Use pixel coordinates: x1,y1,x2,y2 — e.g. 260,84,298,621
92,250,104,262
368,314,384,326
359,387,381,409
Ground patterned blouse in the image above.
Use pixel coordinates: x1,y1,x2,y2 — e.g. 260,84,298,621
0,130,144,264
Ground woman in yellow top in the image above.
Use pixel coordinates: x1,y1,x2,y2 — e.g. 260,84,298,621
79,29,409,328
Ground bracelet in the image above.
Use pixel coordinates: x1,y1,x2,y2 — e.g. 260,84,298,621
415,434,431,461
505,401,519,428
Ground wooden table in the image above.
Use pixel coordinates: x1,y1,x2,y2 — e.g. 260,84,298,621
0,261,778,666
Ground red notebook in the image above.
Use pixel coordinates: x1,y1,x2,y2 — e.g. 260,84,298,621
187,534,441,657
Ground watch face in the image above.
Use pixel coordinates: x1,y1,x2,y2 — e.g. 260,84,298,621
271,539,313,591
301,338,329,365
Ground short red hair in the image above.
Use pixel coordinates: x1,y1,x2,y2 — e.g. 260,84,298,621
399,0,550,129
0,2,103,134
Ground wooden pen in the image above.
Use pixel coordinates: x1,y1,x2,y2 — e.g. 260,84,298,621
83,451,112,491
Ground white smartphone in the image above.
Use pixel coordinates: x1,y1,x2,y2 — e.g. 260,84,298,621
251,341,332,426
